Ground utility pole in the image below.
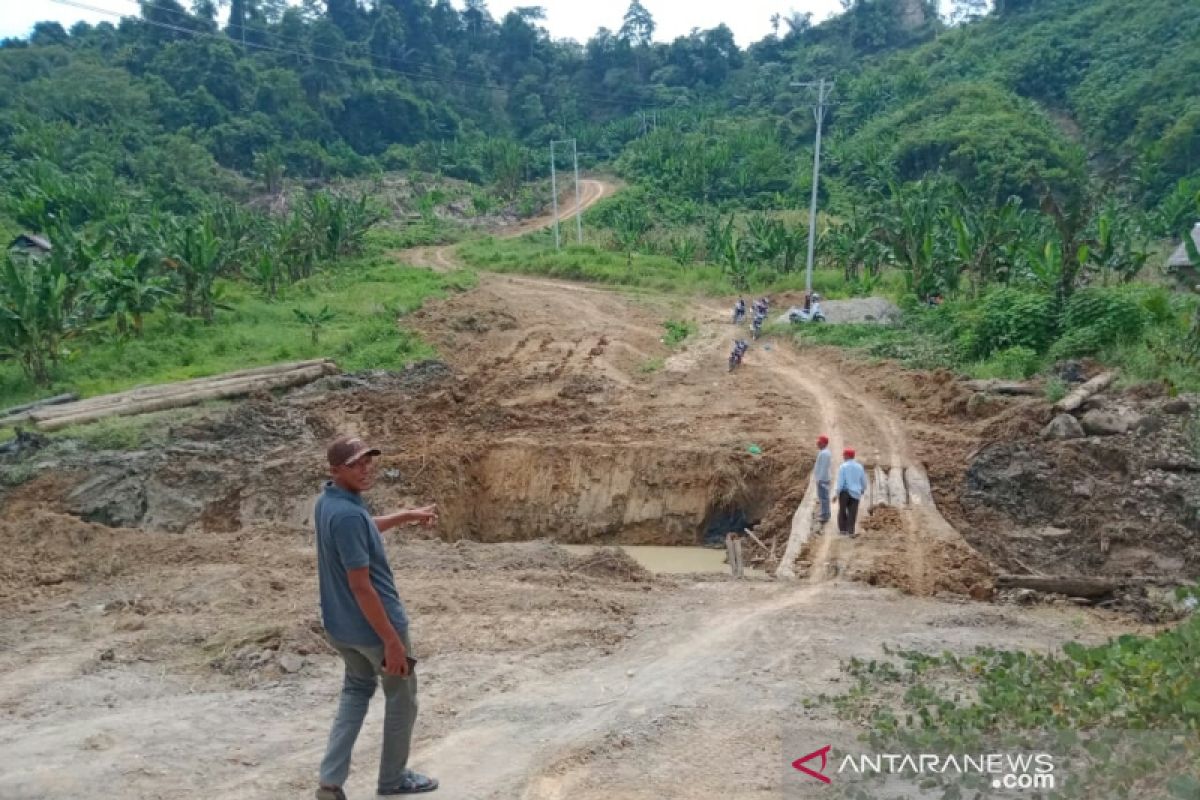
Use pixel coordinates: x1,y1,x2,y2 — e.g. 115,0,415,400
792,78,834,295
572,138,583,244
549,140,560,250
550,138,582,249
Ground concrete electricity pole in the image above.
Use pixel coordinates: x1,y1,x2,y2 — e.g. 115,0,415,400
550,138,582,249
549,140,560,250
792,78,834,294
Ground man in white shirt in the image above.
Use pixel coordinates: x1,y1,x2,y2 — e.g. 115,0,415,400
834,448,868,538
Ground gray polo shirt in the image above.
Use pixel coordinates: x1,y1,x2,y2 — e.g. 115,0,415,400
314,482,409,646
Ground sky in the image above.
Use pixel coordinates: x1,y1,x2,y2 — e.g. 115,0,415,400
1,0,850,47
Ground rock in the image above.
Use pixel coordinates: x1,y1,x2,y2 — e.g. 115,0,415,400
1134,415,1164,435
1080,409,1135,436
1163,399,1192,415
1053,360,1086,384
1042,413,1085,440
1072,480,1093,498
278,653,305,674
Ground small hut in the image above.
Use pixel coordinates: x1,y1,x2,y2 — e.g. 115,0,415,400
7,233,53,256
1168,223,1200,270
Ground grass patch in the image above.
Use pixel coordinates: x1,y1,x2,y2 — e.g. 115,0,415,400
0,251,474,409
662,319,696,346
791,319,961,372
639,357,665,373
54,406,213,450
825,589,1200,798
457,232,905,299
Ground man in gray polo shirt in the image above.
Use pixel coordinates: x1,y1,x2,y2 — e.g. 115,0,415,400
813,435,832,525
315,435,439,799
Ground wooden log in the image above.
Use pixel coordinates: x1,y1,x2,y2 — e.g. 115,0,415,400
888,467,908,507
1054,371,1116,413
963,380,1039,396
742,530,772,554
726,534,744,579
0,392,78,424
775,475,819,580
995,575,1121,600
904,466,935,507
872,466,889,509
35,365,334,431
30,360,336,419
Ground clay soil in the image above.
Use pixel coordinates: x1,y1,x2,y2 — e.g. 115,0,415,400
0,185,1183,799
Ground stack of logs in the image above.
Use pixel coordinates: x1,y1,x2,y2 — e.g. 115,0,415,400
0,359,339,431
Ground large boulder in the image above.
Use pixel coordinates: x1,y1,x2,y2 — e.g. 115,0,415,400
1080,409,1139,436
1042,413,1085,440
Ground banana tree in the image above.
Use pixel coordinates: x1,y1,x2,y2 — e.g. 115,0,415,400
1082,203,1151,284
0,253,81,384
83,253,174,338
293,305,336,344
166,217,224,322
612,204,649,266
874,180,953,299
668,236,697,267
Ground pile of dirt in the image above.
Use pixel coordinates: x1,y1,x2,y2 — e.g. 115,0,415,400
571,547,653,582
963,394,1200,578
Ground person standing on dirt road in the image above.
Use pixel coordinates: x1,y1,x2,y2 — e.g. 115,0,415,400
834,448,868,538
814,436,833,525
315,435,440,800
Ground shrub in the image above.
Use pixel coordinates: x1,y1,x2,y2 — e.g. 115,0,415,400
971,287,1056,358
977,345,1042,379
1061,286,1148,345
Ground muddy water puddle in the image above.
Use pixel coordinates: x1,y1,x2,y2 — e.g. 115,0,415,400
561,544,764,576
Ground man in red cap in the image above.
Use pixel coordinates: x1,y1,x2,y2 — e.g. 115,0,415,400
834,447,868,538
314,435,440,799
813,435,832,525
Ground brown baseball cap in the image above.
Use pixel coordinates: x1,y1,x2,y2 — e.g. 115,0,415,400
327,435,382,467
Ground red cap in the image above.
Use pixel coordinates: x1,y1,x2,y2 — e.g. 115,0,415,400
817,435,829,447
843,448,855,459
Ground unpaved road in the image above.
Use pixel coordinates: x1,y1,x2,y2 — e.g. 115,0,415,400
0,181,1148,800
400,178,616,273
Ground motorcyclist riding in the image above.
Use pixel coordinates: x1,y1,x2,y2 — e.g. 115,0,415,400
728,339,749,371
733,298,746,324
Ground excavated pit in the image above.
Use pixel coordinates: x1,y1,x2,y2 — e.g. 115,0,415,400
3,398,802,557
389,440,792,547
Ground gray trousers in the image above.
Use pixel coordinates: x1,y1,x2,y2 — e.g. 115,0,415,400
816,480,831,523
319,630,418,790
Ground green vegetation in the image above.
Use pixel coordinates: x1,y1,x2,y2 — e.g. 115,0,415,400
826,586,1200,797
0,252,472,407
661,319,695,346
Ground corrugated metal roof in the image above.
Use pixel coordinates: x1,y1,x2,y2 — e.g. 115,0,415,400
1167,223,1200,268
8,233,52,252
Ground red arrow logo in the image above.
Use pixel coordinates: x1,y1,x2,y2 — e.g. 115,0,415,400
792,745,833,784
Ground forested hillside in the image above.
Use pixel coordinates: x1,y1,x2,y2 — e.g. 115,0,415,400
0,0,1197,401
3,0,1196,212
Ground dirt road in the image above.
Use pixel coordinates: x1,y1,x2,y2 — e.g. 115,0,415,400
400,178,616,272
0,182,1147,800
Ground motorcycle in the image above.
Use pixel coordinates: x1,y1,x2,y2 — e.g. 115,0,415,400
788,303,825,324
728,341,748,372
751,314,764,339
732,306,745,325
